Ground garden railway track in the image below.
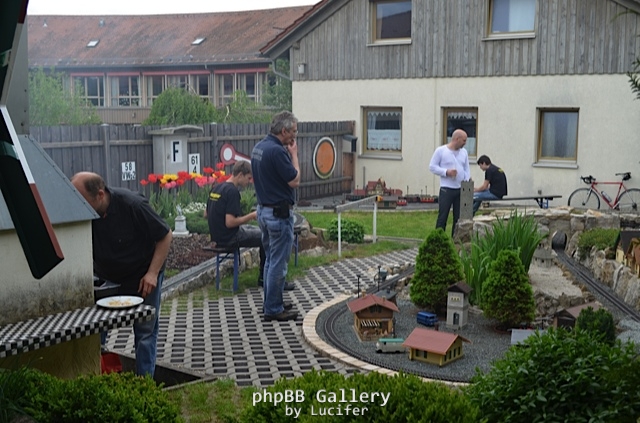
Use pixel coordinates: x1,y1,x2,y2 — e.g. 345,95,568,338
321,237,640,383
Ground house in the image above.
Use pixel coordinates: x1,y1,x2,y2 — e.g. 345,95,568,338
553,301,601,328
261,0,640,203
615,230,640,265
446,281,472,329
27,6,311,124
402,327,470,367
347,293,399,341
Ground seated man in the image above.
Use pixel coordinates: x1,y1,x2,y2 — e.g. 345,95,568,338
206,161,268,286
473,155,508,215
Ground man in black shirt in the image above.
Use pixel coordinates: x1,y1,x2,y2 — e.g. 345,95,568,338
71,172,172,377
473,155,508,215
206,161,266,286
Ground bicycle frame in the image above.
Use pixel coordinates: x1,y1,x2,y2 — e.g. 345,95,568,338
587,180,627,209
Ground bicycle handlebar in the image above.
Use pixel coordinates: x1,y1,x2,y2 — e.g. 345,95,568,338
580,175,595,184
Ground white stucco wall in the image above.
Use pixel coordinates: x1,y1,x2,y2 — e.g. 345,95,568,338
293,74,640,204
0,221,94,326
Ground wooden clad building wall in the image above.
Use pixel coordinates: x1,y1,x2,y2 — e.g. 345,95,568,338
293,0,639,81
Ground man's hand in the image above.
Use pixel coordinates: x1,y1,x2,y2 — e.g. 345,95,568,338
286,139,298,156
138,272,158,298
446,169,458,178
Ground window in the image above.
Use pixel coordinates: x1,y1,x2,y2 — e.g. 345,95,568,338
371,0,411,43
216,72,265,106
363,108,402,154
443,108,478,157
146,75,164,106
167,75,188,89
194,74,210,99
537,109,578,162
73,76,104,107
489,0,535,35
110,75,140,107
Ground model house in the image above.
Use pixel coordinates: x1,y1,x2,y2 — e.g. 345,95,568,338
261,0,640,203
615,231,640,265
27,7,311,124
403,327,470,367
347,293,399,341
553,301,601,328
446,281,472,329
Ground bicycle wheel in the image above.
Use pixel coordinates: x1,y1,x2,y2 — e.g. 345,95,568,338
568,188,600,210
616,188,640,212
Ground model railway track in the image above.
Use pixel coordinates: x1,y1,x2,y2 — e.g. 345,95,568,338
552,240,640,323
322,242,640,383
323,265,471,383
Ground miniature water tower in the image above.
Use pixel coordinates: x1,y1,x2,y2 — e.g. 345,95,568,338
447,281,472,329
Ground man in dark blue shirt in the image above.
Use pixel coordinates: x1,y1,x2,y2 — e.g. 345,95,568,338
251,111,300,322
71,172,172,377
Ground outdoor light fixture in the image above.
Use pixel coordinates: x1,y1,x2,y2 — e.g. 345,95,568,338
297,63,306,75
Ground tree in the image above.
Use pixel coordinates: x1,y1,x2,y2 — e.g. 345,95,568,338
144,87,216,126
213,90,272,124
410,228,464,309
575,306,616,345
28,68,101,125
482,249,535,327
262,58,292,112
628,58,640,101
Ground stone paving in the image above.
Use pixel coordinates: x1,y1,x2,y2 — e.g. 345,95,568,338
106,248,418,387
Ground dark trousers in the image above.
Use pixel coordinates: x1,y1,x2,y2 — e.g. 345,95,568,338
436,187,461,236
226,225,265,279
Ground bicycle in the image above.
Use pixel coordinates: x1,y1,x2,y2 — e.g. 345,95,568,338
567,172,640,211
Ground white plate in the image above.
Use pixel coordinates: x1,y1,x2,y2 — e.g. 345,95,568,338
96,295,144,309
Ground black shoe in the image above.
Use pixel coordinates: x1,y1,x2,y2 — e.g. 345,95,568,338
284,302,293,311
284,282,295,291
264,310,298,321
258,278,264,287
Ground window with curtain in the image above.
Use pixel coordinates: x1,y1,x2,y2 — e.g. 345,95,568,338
371,0,411,42
363,107,402,153
489,0,535,34
443,108,478,157
538,109,579,161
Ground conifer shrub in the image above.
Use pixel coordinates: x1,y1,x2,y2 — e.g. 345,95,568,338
410,228,464,309
466,328,640,422
575,306,616,345
241,370,482,422
481,249,535,327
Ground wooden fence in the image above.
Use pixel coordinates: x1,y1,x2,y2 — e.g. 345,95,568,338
30,121,356,201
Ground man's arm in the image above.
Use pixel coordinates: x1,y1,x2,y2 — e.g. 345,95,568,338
474,179,490,192
287,140,301,188
225,211,257,228
428,148,447,177
139,230,172,298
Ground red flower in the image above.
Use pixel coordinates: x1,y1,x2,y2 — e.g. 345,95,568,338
177,171,191,180
140,179,149,186
148,174,158,183
176,179,185,186
216,162,225,170
203,167,214,175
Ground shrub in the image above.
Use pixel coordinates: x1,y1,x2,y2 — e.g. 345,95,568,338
577,228,619,260
410,228,464,309
481,249,535,327
17,369,180,423
327,218,365,244
459,244,491,306
240,370,482,422
466,328,640,423
575,306,616,345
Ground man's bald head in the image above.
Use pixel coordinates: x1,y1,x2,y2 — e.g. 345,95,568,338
450,129,468,150
71,172,107,215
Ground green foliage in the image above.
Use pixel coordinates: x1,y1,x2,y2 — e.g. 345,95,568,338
28,68,102,125
410,228,464,309
482,249,535,327
144,87,216,126
575,306,617,346
262,58,292,112
577,228,619,260
240,370,482,423
459,245,491,305
14,369,180,423
212,90,272,124
0,366,33,423
466,328,640,423
240,186,257,215
327,218,365,244
628,57,640,101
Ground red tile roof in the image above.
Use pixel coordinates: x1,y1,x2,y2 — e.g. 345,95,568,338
347,294,400,314
402,327,470,355
28,7,312,68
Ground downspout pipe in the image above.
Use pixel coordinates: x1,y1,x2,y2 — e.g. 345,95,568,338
271,59,292,81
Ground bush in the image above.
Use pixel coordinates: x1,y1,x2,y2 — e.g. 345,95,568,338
240,370,482,422
327,218,365,244
575,306,616,345
466,328,640,423
410,228,464,309
577,228,619,260
17,369,180,423
481,249,535,327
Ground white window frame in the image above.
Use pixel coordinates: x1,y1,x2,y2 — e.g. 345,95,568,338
109,75,140,107
362,107,403,157
72,75,104,107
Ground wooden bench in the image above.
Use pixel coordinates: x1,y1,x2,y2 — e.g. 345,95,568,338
484,195,562,209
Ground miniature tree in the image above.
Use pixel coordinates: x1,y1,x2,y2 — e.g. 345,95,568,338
410,228,464,309
482,249,535,328
575,306,616,346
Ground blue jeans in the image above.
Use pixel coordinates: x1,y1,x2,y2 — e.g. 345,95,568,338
436,187,460,236
134,271,163,377
473,190,500,214
257,205,294,316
